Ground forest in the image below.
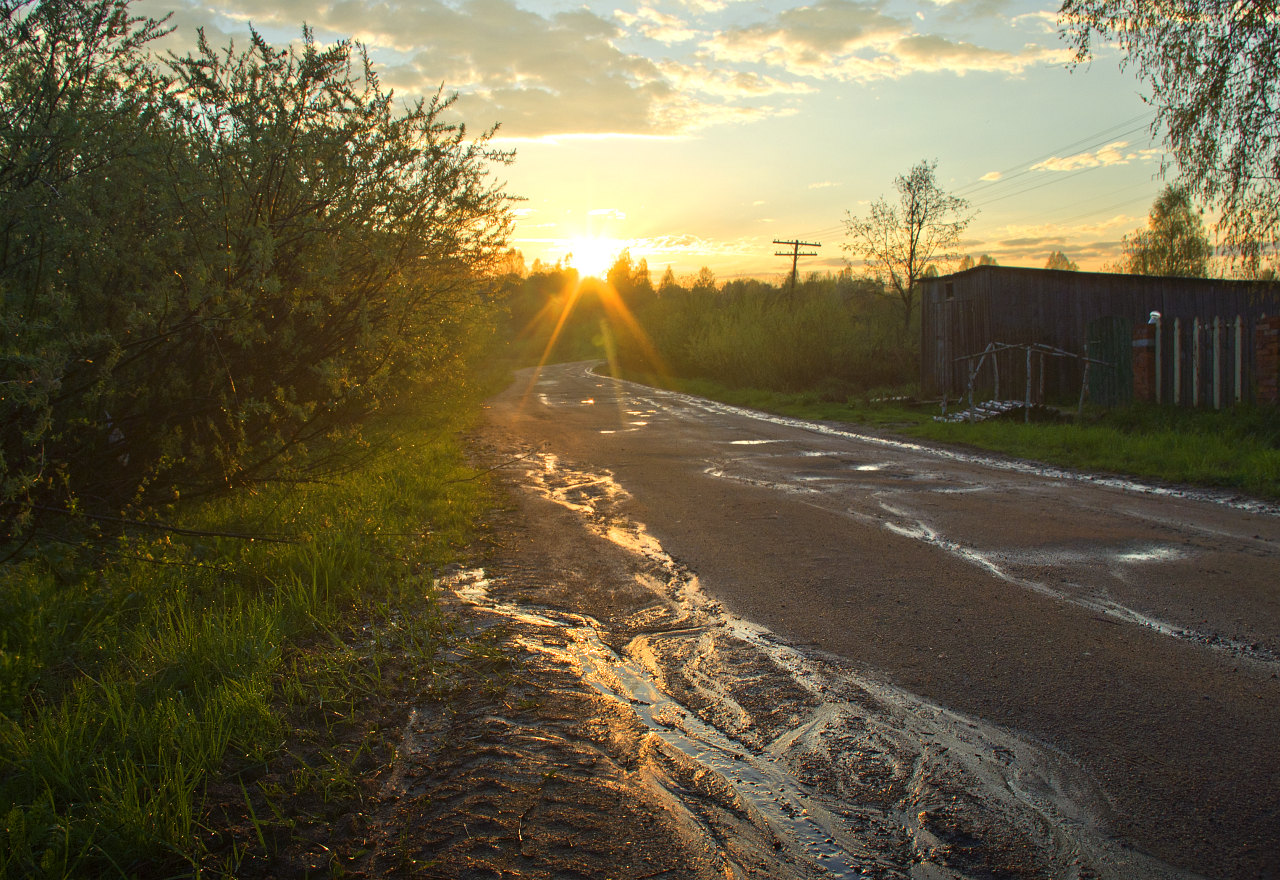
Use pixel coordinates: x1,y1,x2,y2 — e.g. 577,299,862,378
499,252,920,399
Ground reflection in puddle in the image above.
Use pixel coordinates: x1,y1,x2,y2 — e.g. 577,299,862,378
446,569,857,876
654,388,1280,516
704,466,819,496
876,503,1272,661
701,457,1269,663
581,398,596,405
482,452,1193,880
730,439,779,445
996,544,1188,566
1116,546,1186,563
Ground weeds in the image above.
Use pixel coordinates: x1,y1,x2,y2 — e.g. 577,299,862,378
0,410,488,877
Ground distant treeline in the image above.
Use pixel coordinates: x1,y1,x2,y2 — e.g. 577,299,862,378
0,0,511,544
499,252,918,397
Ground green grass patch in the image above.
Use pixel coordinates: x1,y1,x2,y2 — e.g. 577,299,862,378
617,369,1280,500
0,408,490,877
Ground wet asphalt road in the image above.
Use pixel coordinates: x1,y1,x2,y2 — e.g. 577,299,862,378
483,362,1280,879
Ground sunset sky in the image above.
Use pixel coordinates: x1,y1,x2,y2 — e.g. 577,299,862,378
138,0,1169,280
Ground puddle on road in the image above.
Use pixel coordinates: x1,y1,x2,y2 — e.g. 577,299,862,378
874,502,1275,663
699,461,1274,664
647,383,1280,517
447,568,860,877
440,451,1195,880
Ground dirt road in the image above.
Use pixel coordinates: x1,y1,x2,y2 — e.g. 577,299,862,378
414,362,1280,879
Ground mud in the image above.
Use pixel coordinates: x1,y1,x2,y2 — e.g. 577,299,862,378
387,441,1198,879
451,362,1280,879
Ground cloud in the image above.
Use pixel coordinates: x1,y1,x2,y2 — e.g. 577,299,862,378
1031,142,1162,172
145,0,786,138
132,0,1071,142
677,0,729,12
934,0,1016,21
657,62,815,99
809,181,841,189
957,217,1144,268
702,0,1070,82
980,171,1003,181
634,232,763,258
704,0,905,74
893,34,1066,75
1010,10,1059,32
615,6,699,44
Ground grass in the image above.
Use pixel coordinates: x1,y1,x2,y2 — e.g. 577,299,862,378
617,369,1280,501
0,406,491,878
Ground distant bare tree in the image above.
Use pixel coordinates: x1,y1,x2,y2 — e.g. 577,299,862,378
843,160,973,330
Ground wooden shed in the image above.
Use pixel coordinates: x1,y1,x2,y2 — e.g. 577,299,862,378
918,265,1280,405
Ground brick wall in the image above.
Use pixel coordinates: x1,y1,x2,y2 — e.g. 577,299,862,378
1257,316,1280,405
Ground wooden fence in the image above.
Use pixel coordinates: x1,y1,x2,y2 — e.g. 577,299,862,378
1136,314,1280,407
920,266,1280,404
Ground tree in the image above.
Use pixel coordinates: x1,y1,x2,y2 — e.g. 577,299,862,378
843,160,973,330
606,248,637,294
1115,184,1212,277
1,1,512,541
691,266,717,295
1045,251,1079,271
633,257,654,294
495,247,526,277
977,254,999,266
658,266,680,296
1060,0,1280,272
958,255,976,271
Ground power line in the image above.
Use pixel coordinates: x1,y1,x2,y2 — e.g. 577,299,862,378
953,112,1156,198
774,239,820,292
790,113,1162,256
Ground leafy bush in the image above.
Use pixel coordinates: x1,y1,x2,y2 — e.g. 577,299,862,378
0,0,511,544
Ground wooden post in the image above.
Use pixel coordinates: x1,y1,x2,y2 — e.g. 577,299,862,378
1078,356,1090,420
1257,316,1280,404
1154,315,1162,404
1038,351,1045,404
1235,315,1244,405
1025,346,1032,422
1193,318,1202,407
1173,318,1182,406
1213,316,1222,410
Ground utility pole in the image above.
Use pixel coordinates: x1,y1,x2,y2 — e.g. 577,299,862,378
774,239,821,294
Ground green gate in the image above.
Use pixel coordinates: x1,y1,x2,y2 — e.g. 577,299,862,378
1086,316,1132,406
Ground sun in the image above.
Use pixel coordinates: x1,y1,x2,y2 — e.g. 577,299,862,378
566,237,626,279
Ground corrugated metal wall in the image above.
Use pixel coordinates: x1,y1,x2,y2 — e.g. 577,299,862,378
920,266,1280,404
